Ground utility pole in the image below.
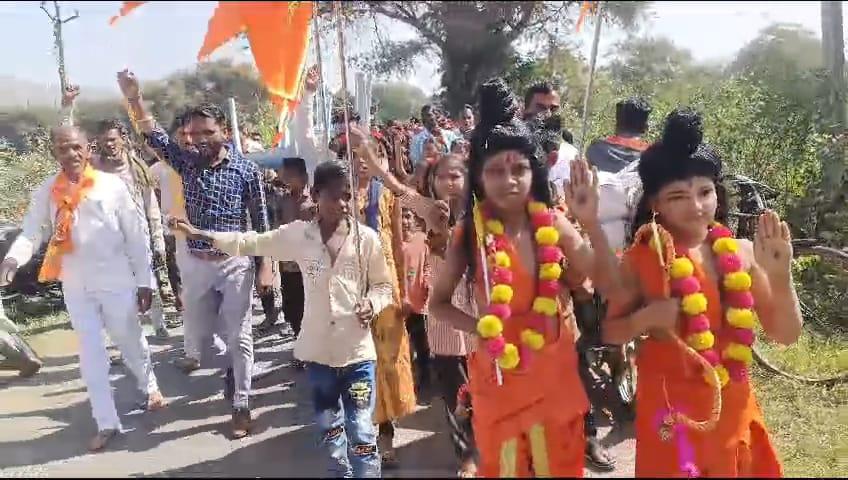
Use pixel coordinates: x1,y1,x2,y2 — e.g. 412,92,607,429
40,1,79,96
820,1,846,208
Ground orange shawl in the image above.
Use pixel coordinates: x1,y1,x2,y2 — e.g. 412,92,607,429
39,166,98,282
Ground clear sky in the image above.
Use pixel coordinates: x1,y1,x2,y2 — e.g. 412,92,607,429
0,1,835,96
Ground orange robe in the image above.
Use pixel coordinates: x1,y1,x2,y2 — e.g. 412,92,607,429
613,243,783,478
466,229,588,477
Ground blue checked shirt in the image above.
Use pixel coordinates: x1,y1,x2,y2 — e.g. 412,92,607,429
409,128,459,168
146,125,269,254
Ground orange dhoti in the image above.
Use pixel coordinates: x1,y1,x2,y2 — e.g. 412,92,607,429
620,244,783,478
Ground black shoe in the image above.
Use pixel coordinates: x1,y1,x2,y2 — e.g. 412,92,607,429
232,407,252,439
224,368,235,403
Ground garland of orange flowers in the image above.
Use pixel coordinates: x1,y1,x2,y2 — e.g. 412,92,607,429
475,201,563,370
669,222,757,388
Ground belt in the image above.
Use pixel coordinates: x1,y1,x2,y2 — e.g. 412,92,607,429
189,250,229,262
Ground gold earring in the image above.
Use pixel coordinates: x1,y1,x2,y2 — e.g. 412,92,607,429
650,210,666,267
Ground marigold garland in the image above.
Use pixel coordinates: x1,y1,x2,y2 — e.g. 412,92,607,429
669,222,758,387
475,201,564,370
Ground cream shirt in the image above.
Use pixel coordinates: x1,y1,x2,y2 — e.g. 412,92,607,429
5,172,155,293
211,219,393,367
149,161,187,239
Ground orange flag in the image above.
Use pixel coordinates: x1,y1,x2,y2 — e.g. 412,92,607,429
109,1,147,26
575,1,599,33
110,1,313,144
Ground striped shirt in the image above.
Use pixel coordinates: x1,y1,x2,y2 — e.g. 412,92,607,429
426,253,475,356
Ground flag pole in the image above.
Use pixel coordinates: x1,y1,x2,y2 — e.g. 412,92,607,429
313,1,331,155
334,1,365,298
577,1,604,156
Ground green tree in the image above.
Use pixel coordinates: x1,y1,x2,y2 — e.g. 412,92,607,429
350,1,649,114
372,82,428,123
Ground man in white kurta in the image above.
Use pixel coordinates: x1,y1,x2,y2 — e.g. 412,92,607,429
0,126,164,451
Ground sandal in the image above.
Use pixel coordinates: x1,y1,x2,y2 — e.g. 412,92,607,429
585,437,616,472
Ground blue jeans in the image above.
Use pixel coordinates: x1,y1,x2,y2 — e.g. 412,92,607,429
307,360,380,478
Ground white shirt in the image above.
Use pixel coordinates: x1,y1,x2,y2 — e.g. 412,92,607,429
5,172,155,293
212,219,393,367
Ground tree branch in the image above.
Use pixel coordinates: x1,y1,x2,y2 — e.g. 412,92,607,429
40,2,55,22
367,1,446,50
61,11,80,24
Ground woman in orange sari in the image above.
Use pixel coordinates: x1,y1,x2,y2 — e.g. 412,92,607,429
603,108,802,477
429,78,623,477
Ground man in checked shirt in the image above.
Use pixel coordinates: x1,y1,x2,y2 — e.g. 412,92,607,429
118,70,274,439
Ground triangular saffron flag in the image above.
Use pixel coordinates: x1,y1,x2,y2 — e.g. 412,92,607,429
109,1,147,26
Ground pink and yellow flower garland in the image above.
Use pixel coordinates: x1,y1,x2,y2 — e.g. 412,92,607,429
476,201,564,370
669,222,757,388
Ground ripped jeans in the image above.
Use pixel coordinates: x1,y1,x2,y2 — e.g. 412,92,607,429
307,360,381,478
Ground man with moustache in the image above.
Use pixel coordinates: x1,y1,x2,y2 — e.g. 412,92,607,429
0,125,165,452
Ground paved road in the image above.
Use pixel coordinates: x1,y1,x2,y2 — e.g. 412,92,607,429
0,321,635,477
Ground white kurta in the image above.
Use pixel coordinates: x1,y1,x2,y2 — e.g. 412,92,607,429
4,171,158,431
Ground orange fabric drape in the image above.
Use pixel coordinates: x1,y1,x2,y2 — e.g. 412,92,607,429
39,166,98,283
110,1,313,144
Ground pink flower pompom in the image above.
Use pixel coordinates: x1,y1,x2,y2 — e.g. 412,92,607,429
491,267,513,285
537,245,563,264
686,314,711,334
486,336,506,357
725,291,755,309
488,303,512,321
717,254,743,275
708,224,733,242
531,211,555,229
726,362,749,382
538,280,560,297
493,237,510,251
671,276,701,296
701,349,721,366
728,327,756,346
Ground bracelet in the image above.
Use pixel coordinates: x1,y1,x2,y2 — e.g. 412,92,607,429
136,117,155,124
126,96,142,103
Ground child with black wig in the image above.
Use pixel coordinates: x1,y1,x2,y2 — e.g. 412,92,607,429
603,108,801,477
428,78,624,477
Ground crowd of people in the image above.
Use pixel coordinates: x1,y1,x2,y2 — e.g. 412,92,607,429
0,63,803,479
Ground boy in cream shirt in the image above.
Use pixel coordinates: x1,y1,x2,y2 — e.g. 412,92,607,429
171,161,391,478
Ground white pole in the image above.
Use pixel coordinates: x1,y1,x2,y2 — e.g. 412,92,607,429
228,97,243,156
578,2,603,156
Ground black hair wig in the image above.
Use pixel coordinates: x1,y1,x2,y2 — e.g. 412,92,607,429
461,77,551,278
630,107,728,239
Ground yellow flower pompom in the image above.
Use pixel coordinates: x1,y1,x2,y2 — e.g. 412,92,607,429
476,314,504,339
532,297,558,317
724,271,752,291
706,364,730,387
726,308,757,329
723,343,754,365
712,237,739,255
539,262,563,281
494,251,511,268
535,226,560,246
498,343,521,370
681,292,708,316
686,330,716,351
485,219,505,236
491,284,514,304
670,257,695,280
521,329,546,350
528,201,547,214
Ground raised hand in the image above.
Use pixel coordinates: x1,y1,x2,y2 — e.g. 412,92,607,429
62,84,80,108
304,65,320,93
754,210,793,280
562,157,600,227
117,69,141,99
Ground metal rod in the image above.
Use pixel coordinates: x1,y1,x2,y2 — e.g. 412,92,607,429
334,1,365,297
578,2,604,156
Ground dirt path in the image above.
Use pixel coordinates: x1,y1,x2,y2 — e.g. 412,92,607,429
0,321,635,477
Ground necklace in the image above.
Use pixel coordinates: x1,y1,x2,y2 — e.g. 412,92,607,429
669,223,757,388
476,201,564,370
